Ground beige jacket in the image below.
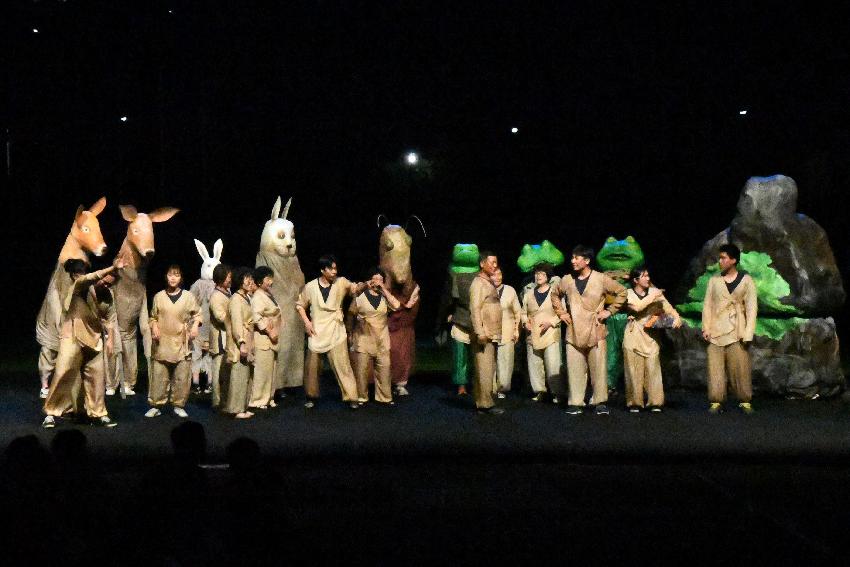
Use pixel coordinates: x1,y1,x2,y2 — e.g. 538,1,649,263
252,288,282,352
623,288,680,357
496,284,521,346
60,267,115,351
469,273,502,342
226,291,255,363
702,273,757,347
551,270,627,348
522,285,562,350
297,277,359,353
209,288,231,356
347,292,395,356
150,289,201,363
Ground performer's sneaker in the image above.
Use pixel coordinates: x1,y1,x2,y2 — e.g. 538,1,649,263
203,386,212,394
477,407,505,415
173,407,189,418
738,402,754,415
551,396,560,405
531,392,545,402
123,387,136,396
304,400,315,409
42,416,56,429
496,392,506,399
348,402,361,410
145,407,162,418
94,416,117,428
39,388,49,399
234,412,253,419
105,388,115,396
595,404,610,415
649,406,663,413
708,402,724,414
395,385,410,396
629,406,640,413
565,406,583,415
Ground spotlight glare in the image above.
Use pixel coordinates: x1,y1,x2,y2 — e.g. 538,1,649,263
739,110,748,115
32,28,39,34
120,116,128,122
405,152,418,165
511,127,519,134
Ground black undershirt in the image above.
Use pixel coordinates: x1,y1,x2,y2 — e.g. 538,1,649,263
534,288,549,307
167,289,182,304
497,286,504,300
725,271,745,294
634,289,648,299
319,282,332,303
366,291,383,310
575,274,591,295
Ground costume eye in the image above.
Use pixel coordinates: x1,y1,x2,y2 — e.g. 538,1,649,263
132,228,139,234
82,226,90,233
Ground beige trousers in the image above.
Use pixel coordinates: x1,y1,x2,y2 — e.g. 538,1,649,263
352,350,393,403
149,359,191,408
707,342,752,403
493,342,516,393
38,346,57,385
43,338,107,418
566,340,608,407
471,341,496,409
526,341,564,396
304,341,359,402
210,352,225,408
250,349,277,408
623,349,664,408
119,336,140,388
221,360,252,414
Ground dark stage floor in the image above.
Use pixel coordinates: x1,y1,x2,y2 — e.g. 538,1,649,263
2,360,850,564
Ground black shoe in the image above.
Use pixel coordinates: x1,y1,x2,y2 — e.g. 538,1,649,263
649,405,663,413
595,404,610,415
628,406,640,413
477,407,505,415
565,406,583,415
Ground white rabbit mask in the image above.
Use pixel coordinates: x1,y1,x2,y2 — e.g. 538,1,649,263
195,238,223,280
259,196,297,258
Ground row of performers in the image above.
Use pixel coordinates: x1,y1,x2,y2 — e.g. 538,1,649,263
40,242,756,427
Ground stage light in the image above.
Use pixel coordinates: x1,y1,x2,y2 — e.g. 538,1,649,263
32,28,39,34
739,110,748,115
168,10,173,13
406,152,419,165
120,116,128,122
511,127,519,134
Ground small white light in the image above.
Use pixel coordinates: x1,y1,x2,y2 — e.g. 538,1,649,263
120,116,128,122
32,28,39,34
406,152,418,165
511,127,519,134
739,110,748,115
168,10,173,14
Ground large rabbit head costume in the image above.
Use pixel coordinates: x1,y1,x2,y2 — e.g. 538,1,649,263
260,197,297,258
194,238,223,281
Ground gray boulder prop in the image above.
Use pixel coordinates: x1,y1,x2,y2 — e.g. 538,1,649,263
668,175,845,398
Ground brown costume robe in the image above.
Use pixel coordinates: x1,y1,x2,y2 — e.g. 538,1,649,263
149,289,201,408
469,273,502,409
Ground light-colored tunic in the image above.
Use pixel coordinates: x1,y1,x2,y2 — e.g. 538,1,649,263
296,277,359,353
623,288,680,357
550,270,627,348
702,273,757,347
149,290,201,364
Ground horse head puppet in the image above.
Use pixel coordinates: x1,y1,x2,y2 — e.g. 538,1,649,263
118,205,180,265
60,196,108,262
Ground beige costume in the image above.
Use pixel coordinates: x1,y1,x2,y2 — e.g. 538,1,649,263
702,272,757,403
250,288,282,408
348,291,396,403
623,288,680,408
296,277,360,402
44,267,115,419
551,271,626,407
222,290,254,414
469,273,502,409
521,285,564,397
493,284,521,393
208,288,231,407
148,289,201,409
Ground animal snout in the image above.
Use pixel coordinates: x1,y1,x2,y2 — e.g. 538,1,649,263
143,249,155,258
95,245,108,256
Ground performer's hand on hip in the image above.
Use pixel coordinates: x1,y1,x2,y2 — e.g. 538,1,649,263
702,329,711,341
304,320,317,337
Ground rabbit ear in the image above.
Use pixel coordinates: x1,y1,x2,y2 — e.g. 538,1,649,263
271,196,282,221
194,239,209,261
212,239,223,261
281,197,292,220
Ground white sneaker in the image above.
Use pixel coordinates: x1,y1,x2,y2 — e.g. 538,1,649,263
144,407,162,418
95,416,118,428
42,415,56,428
123,387,136,396
496,392,506,399
173,407,189,418
105,388,115,396
40,388,49,399
395,385,410,396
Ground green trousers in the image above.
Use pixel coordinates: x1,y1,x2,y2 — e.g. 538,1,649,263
605,312,629,390
452,338,471,386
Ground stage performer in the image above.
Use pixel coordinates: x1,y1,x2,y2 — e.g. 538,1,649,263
189,238,223,393
249,266,281,410
551,245,627,415
521,263,564,403
469,251,504,414
221,268,256,419
491,268,521,398
296,255,367,409
208,264,232,408
42,257,123,428
378,220,424,397
701,244,757,414
622,267,681,412
435,244,480,396
36,197,108,399
146,265,201,418
346,267,401,405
